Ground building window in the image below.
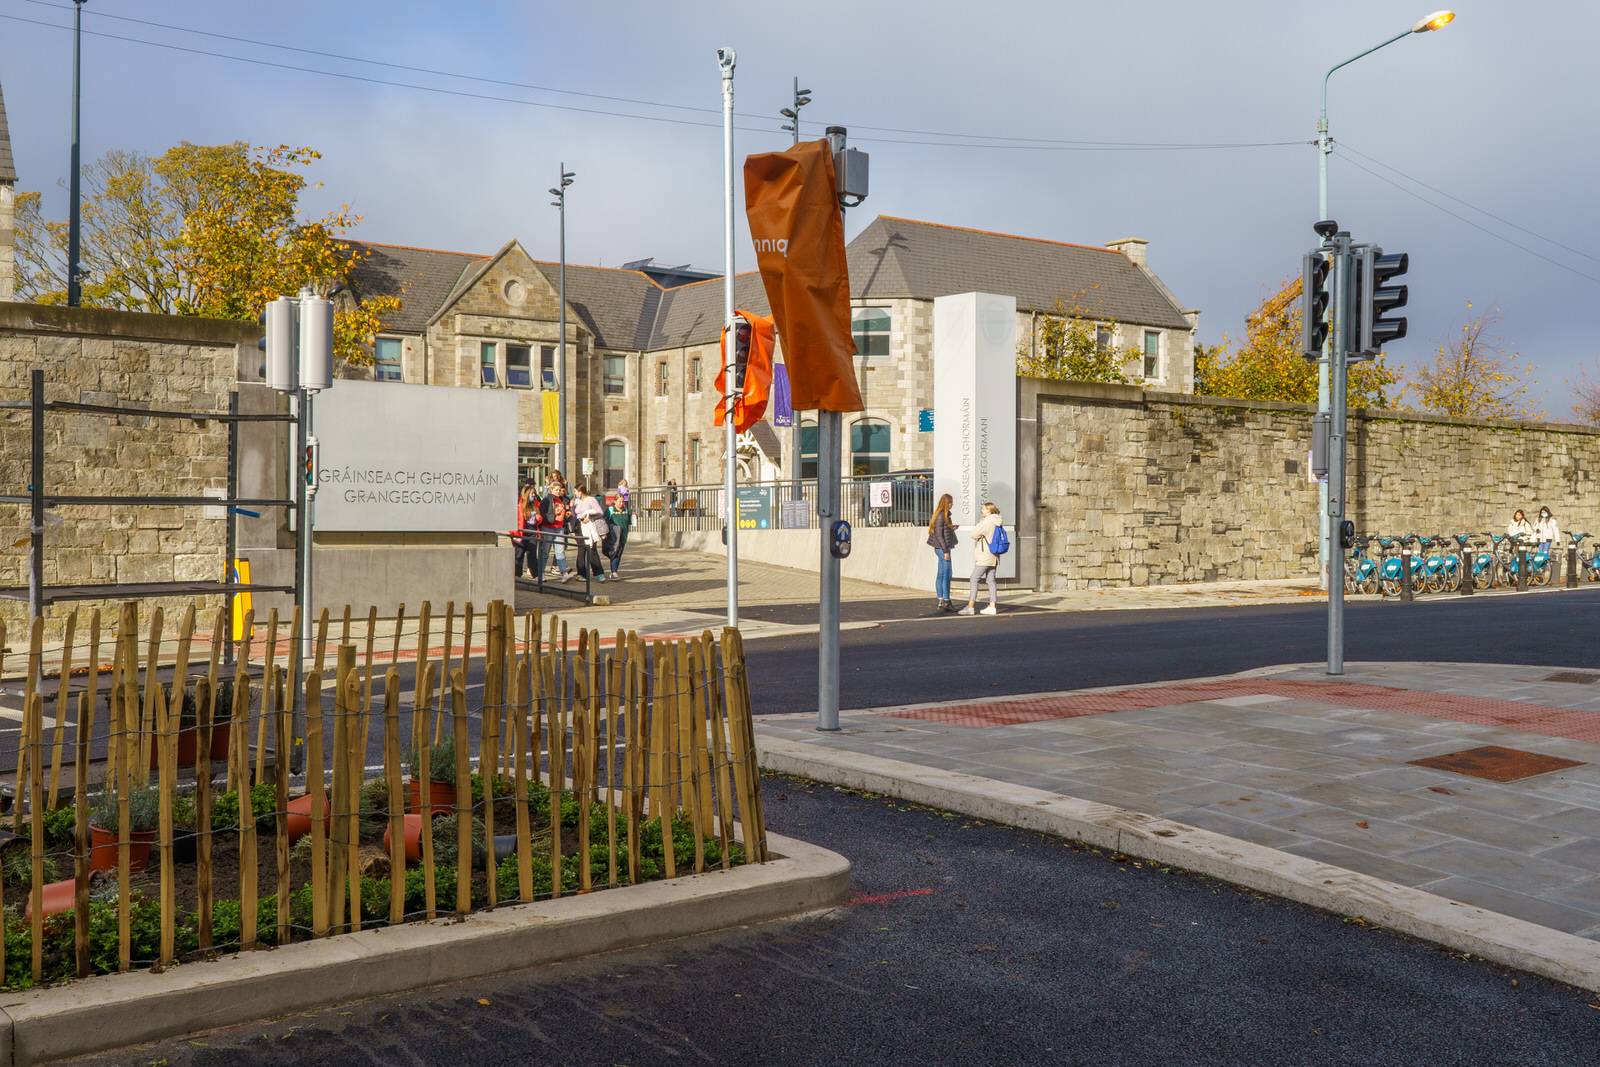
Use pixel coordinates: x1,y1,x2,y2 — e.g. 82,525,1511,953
800,419,818,479
688,356,702,394
518,444,551,491
507,344,531,388
850,419,890,477
603,354,626,396
541,345,557,391
480,342,497,386
655,438,669,482
374,338,403,382
656,360,669,397
1095,326,1113,354
602,439,626,489
1143,330,1160,379
688,435,702,483
851,308,891,357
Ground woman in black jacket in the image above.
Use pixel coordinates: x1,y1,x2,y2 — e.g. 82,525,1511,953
927,493,958,612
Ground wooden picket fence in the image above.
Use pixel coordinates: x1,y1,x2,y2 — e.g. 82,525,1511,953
0,599,766,985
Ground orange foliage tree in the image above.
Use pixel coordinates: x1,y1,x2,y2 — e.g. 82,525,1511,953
1406,308,1539,420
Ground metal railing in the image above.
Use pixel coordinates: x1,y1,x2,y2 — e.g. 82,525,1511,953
622,475,934,533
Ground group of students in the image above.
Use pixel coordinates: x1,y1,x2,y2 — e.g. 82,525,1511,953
1506,505,1561,554
514,472,633,583
926,492,1006,616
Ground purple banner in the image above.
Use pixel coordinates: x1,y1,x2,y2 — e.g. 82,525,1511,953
771,363,793,427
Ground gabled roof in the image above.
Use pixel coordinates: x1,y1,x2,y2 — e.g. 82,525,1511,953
846,216,1192,330
531,262,664,350
0,77,16,184
347,242,486,334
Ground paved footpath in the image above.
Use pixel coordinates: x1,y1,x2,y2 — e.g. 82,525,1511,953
755,661,1600,942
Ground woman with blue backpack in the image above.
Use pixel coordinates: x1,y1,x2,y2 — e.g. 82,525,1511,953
959,501,1005,616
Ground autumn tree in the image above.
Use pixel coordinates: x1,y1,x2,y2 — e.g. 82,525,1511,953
15,142,397,367
1194,277,1403,410
1565,361,1600,424
1407,308,1539,420
1016,297,1134,384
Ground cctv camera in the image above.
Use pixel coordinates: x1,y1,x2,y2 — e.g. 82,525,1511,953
718,48,736,71
1313,220,1339,239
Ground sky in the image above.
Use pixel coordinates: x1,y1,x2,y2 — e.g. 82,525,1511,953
1,0,1595,417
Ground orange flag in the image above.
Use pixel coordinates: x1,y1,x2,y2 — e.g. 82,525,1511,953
743,139,864,413
713,310,776,434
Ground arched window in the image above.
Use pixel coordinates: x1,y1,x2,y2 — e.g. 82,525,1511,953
850,419,890,477
602,439,627,490
800,418,819,479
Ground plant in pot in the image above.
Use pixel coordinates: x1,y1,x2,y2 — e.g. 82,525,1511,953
89,784,162,873
404,735,458,817
147,681,233,770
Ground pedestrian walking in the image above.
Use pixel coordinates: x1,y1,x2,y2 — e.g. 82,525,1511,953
1534,506,1560,555
542,472,573,581
959,502,1004,616
667,478,678,516
927,492,958,612
572,482,609,581
513,483,538,578
605,494,633,579
616,477,630,511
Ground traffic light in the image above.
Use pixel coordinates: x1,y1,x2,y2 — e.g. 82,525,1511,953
260,297,297,391
1356,248,1409,358
732,317,752,390
304,436,319,491
1301,251,1331,360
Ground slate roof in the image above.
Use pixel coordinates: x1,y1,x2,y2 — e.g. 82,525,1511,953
846,215,1193,330
347,242,486,334
0,77,16,183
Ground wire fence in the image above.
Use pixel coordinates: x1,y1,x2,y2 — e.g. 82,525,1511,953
625,474,934,533
0,600,766,987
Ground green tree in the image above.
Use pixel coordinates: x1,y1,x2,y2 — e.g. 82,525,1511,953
1016,297,1132,384
1407,308,1539,420
14,142,398,367
1194,277,1403,409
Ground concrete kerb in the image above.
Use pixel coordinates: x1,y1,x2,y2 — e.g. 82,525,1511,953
0,832,850,1067
756,738,1600,994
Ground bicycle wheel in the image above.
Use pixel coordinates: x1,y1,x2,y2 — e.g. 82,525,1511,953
1425,571,1444,594
1532,563,1552,587
1360,573,1379,595
1380,577,1400,597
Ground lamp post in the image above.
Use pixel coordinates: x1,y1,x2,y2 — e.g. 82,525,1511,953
549,164,575,476
718,48,738,629
65,0,86,307
1314,9,1454,586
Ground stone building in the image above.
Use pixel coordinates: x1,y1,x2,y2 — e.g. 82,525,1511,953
0,78,16,303
347,216,1200,492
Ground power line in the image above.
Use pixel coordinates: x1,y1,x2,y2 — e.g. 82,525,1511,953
2,1,1305,153
1333,151,1600,286
1338,141,1600,268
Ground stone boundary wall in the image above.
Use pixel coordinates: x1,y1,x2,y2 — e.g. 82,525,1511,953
0,302,256,635
1021,378,1600,589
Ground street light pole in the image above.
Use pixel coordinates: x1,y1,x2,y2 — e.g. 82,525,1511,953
1314,9,1455,588
719,48,739,629
549,165,575,476
66,0,86,307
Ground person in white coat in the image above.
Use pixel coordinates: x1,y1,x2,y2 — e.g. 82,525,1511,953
1533,506,1560,555
959,502,1003,616
1506,509,1533,546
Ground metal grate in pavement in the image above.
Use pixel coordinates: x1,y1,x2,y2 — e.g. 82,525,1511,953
1408,745,1585,782
1542,671,1600,685
880,678,1600,746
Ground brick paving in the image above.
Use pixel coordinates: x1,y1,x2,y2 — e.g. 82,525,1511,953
756,660,1600,940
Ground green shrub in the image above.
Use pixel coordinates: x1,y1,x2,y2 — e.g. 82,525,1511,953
90,786,161,834
404,735,457,786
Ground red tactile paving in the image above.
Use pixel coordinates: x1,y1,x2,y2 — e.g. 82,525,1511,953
881,679,1600,745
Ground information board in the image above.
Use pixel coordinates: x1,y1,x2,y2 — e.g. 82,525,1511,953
736,485,773,530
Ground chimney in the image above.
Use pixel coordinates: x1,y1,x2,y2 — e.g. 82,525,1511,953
1106,237,1147,267
0,75,15,302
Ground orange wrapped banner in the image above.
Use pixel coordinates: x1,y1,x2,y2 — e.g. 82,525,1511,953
713,310,776,434
743,139,864,413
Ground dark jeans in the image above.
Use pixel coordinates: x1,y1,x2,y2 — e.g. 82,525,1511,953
514,538,532,577
610,539,626,575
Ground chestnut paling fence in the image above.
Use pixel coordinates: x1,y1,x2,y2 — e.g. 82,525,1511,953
0,600,767,985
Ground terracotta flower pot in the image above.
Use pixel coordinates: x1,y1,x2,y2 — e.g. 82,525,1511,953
89,823,157,873
144,722,231,770
283,791,329,844
383,813,424,864
24,878,76,921
408,778,457,818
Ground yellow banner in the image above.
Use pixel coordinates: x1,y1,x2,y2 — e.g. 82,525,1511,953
541,391,559,443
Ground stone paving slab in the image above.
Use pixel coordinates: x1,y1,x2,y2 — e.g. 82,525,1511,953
753,660,1600,943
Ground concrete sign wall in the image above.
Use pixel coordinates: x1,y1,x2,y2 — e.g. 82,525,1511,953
313,381,517,532
933,292,1017,579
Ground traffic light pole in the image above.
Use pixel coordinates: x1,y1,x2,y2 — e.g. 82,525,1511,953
719,48,739,630
1326,229,1351,677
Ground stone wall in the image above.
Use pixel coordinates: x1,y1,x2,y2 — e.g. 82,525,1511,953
0,302,257,635
1022,378,1600,589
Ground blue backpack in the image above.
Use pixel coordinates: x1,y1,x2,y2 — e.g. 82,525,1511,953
989,525,1010,556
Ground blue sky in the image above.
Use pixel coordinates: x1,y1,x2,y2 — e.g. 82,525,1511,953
2,1,1594,415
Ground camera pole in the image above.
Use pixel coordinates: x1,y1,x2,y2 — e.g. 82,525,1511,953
718,47,739,629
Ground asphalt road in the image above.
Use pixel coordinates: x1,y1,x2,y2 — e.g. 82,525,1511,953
744,585,1600,715
66,774,1600,1067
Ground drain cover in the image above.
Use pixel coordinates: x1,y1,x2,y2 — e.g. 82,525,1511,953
1542,671,1600,685
1409,745,1585,783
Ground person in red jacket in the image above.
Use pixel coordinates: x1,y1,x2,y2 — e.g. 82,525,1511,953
540,472,573,581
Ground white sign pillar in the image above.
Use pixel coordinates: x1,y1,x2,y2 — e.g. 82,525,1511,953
933,292,1017,579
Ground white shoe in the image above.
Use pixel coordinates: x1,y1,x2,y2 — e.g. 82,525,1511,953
981,604,997,615
957,605,976,616
559,572,573,583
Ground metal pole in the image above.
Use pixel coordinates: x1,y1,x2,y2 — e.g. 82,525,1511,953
300,390,315,671
290,394,305,774
719,49,739,629
1326,231,1350,676
29,369,44,621
557,164,568,478
66,0,85,307
224,390,239,669
818,125,850,732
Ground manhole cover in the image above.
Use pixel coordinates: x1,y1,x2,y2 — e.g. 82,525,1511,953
1542,671,1600,685
1409,745,1585,783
